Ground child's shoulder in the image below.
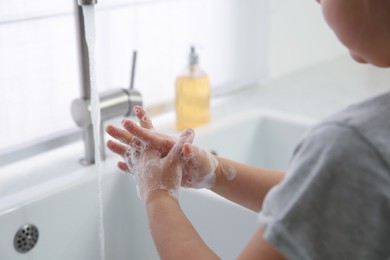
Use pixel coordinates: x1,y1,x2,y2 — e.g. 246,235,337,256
292,91,390,176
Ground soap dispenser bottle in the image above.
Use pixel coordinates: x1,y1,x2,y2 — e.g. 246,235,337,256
175,46,210,131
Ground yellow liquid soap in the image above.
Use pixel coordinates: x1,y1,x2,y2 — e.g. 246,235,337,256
175,66,210,131
175,47,211,131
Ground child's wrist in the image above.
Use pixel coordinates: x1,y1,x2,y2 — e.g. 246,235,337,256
212,156,237,189
146,189,179,206
212,156,223,188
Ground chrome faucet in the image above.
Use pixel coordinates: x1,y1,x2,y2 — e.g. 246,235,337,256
71,0,142,165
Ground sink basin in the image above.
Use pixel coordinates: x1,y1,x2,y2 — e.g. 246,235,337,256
0,109,315,260
194,109,315,170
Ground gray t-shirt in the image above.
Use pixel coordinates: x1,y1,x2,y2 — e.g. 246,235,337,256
258,91,390,260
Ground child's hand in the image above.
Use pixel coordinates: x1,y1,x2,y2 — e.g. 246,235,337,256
106,106,177,172
106,106,219,190
181,143,218,189
133,129,194,201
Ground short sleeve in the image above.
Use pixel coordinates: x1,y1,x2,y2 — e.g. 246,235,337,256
258,123,390,260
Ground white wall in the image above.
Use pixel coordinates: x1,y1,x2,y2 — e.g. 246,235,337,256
267,0,347,78
94,0,270,105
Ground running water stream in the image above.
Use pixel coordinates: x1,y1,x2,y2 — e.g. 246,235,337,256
81,6,106,260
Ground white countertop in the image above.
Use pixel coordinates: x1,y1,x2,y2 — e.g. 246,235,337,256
211,55,390,122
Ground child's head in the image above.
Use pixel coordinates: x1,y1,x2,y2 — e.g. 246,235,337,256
317,0,390,67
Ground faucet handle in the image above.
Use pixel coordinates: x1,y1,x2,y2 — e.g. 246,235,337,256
129,50,137,91
71,88,142,128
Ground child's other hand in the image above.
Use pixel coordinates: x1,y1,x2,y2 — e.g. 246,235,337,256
181,143,218,189
106,106,177,172
133,128,195,201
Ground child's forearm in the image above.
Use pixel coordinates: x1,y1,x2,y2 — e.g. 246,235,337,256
146,190,219,260
210,157,284,212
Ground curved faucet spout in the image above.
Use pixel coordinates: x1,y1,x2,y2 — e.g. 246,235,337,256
73,0,142,165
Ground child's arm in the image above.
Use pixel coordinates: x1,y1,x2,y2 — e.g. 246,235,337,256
212,157,284,212
146,190,219,260
179,142,284,212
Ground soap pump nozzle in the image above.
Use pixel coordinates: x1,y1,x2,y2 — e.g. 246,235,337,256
189,46,199,66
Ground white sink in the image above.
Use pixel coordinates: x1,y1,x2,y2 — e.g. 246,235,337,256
194,109,315,170
0,109,315,260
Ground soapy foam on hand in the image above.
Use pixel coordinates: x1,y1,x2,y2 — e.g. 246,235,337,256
191,153,218,189
221,164,237,181
127,144,162,201
125,128,194,201
181,146,218,189
134,154,161,201
124,136,150,175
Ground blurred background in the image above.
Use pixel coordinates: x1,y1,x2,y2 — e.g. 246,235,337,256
0,0,345,155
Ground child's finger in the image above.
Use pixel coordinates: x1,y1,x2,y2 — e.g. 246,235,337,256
106,124,133,144
166,129,195,164
117,161,130,173
182,143,199,161
107,140,127,156
122,119,156,143
134,106,154,129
